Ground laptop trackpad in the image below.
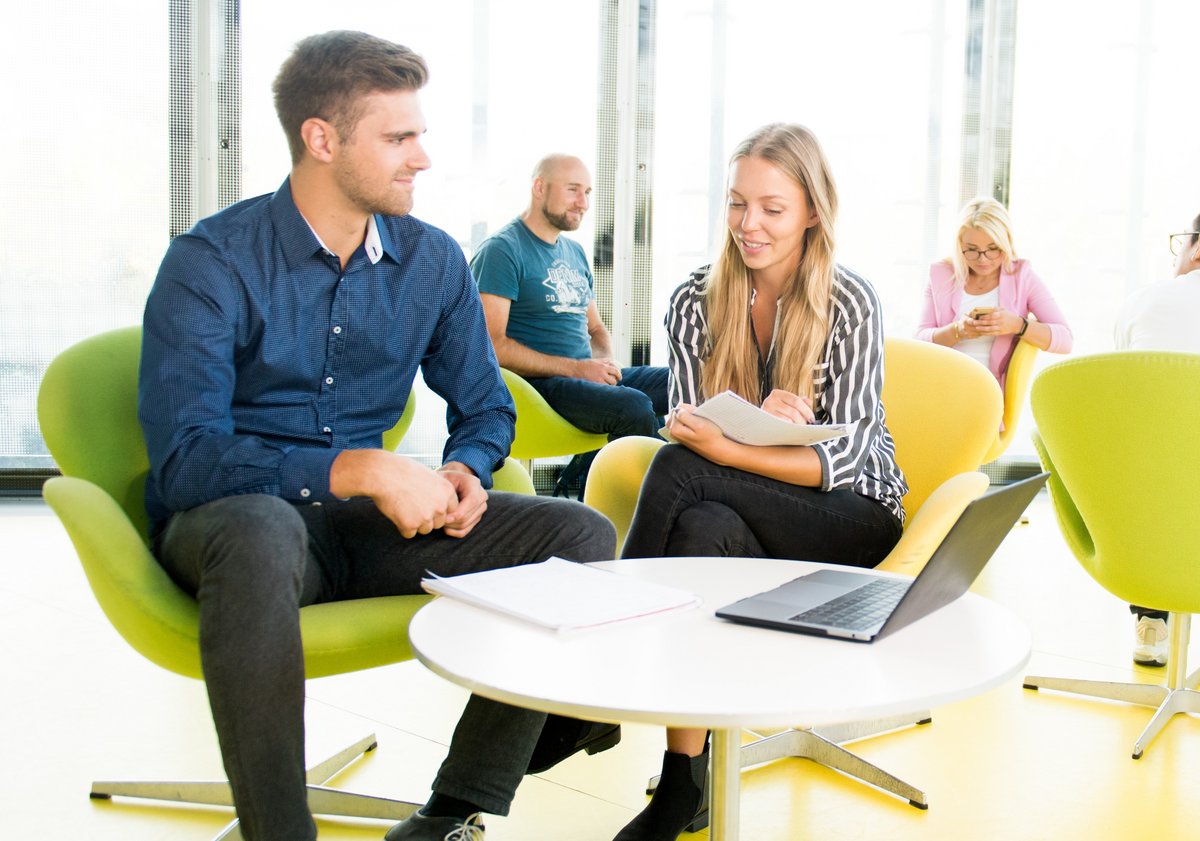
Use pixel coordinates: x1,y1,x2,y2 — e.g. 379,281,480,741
737,570,865,620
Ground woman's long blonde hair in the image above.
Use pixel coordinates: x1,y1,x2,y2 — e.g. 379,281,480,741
701,123,838,403
945,196,1017,285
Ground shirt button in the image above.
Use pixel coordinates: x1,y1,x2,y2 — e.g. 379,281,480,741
300,488,311,498
332,326,342,334
325,377,334,385
322,426,332,433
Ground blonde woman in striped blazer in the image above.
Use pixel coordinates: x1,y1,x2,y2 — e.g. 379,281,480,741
613,123,908,841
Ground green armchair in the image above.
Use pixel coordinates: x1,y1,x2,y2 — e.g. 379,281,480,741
1023,351,1200,759
36,326,436,838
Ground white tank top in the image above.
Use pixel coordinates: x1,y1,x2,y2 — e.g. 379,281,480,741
955,289,999,369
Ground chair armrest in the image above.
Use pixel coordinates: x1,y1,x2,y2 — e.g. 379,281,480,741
500,368,608,459
42,476,204,679
582,436,668,554
874,472,991,576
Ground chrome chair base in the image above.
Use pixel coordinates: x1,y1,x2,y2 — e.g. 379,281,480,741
1024,612,1200,759
647,713,933,809
89,733,419,840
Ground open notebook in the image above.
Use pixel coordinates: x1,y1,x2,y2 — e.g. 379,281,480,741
666,390,848,447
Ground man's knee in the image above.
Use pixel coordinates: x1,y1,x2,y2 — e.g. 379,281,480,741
573,502,618,560
160,494,308,592
608,388,659,438
541,498,617,561
497,495,617,562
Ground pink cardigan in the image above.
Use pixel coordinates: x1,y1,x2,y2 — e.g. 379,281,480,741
915,259,1073,389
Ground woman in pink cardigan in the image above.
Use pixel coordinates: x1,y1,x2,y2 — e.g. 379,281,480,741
916,197,1072,389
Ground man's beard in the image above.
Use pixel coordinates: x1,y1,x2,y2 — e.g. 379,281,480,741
335,158,416,218
543,207,581,232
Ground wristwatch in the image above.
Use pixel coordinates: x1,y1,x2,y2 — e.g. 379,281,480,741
1016,317,1029,338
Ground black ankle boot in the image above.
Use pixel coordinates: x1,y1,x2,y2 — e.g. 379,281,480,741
613,747,710,840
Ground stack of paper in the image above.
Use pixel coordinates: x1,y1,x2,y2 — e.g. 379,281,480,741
421,557,701,632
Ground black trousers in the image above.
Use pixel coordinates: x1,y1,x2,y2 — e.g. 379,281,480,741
621,444,902,567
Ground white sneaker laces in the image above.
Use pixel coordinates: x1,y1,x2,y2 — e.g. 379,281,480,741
444,812,485,841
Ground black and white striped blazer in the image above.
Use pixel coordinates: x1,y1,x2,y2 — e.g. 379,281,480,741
664,264,908,522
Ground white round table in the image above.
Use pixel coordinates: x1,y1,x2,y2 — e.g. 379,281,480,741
408,556,1031,841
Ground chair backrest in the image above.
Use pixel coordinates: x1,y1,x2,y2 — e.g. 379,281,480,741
882,338,1003,520
982,338,1039,464
582,435,665,551
38,328,203,675
38,326,152,539
500,368,608,459
381,391,418,452
1032,352,1200,613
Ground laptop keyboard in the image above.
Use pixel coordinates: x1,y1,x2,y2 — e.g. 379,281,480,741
789,577,912,630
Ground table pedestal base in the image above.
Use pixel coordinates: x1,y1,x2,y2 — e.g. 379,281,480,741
649,712,932,817
739,712,932,809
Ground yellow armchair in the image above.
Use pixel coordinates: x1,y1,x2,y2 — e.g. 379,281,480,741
981,336,1039,464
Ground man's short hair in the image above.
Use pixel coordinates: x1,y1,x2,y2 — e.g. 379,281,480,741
273,30,428,164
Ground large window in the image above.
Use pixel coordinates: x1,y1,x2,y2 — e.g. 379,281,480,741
653,1,968,357
7,0,1200,483
653,0,1200,459
1,2,168,471
1005,1,1200,454
1010,1,1200,350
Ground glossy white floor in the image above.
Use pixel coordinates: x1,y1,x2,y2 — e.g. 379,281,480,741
4,491,1198,840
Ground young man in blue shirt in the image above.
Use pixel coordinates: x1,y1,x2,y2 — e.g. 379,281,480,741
139,31,615,841
472,155,669,496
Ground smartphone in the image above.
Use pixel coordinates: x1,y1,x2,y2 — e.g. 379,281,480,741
968,306,996,319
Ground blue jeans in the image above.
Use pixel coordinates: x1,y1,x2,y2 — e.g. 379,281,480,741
622,444,902,567
155,491,615,841
525,365,669,440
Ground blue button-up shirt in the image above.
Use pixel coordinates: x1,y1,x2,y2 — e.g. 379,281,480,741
139,179,515,530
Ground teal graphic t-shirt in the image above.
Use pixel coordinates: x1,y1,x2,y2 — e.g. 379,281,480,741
470,218,593,360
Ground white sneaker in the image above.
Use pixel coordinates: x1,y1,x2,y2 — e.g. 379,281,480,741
1133,616,1168,667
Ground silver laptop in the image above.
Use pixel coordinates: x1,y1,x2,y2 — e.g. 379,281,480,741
715,473,1048,642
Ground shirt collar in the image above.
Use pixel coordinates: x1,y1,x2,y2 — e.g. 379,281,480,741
270,177,394,268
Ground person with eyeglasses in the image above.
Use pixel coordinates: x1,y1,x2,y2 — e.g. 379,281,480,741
1114,213,1200,356
1112,211,1200,670
916,196,1072,388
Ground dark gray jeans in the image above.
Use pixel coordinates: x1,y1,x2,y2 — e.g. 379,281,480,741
155,491,615,841
622,444,902,566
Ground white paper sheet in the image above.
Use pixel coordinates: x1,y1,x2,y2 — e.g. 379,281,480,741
421,557,701,632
